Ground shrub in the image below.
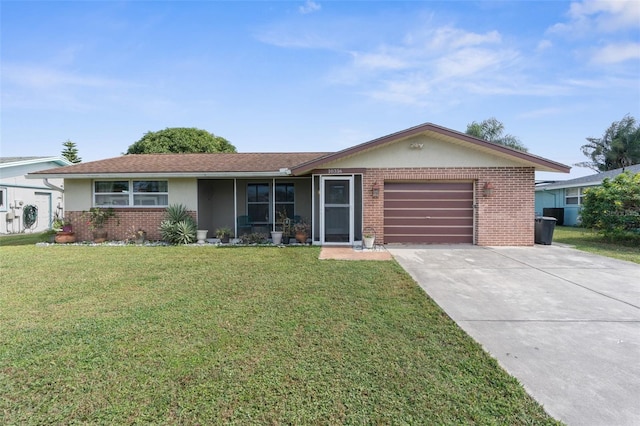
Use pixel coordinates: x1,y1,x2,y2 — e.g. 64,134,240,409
580,171,640,242
159,204,197,244
240,232,268,244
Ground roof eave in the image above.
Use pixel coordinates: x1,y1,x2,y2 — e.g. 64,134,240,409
1,156,73,169
27,171,293,179
290,122,571,175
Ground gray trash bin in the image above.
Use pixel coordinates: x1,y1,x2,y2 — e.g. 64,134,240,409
535,216,557,245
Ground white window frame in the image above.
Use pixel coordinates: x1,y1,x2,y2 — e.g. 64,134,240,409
275,182,295,220
247,182,270,224
565,187,585,205
0,187,7,211
93,180,168,207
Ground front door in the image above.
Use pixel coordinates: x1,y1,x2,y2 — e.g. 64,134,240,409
321,176,353,244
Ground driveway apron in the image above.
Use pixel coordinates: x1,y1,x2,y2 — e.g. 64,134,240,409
387,244,640,426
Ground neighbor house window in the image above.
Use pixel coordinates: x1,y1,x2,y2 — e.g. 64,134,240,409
0,187,6,211
275,183,295,219
247,183,270,223
94,180,168,207
565,187,585,205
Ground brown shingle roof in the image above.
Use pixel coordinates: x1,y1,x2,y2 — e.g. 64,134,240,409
31,153,330,175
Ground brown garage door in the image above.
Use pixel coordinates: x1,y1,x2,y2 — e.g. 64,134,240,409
384,182,474,244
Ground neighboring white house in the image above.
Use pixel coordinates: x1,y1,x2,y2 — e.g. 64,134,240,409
535,163,640,226
0,156,72,234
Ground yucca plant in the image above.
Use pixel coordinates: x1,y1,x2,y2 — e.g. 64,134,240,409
159,204,197,244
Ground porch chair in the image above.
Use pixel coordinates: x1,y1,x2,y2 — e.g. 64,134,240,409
237,215,252,236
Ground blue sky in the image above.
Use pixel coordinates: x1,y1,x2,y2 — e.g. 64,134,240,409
2,1,639,180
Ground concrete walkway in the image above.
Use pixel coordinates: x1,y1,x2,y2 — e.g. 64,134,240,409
386,244,640,426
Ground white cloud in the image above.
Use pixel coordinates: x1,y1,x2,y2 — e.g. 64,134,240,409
434,48,516,79
351,51,408,70
536,39,553,52
367,75,433,106
1,63,144,113
549,0,640,35
2,64,124,90
299,1,321,15
591,42,640,64
568,0,640,32
331,26,525,105
426,27,501,50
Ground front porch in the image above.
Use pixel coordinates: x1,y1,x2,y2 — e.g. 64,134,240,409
196,175,363,245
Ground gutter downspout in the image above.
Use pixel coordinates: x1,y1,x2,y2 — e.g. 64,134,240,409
42,178,64,193
43,178,65,221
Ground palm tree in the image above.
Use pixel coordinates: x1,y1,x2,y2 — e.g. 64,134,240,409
465,117,528,151
577,115,640,171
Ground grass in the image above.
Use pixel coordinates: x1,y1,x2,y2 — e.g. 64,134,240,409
553,226,640,264
0,245,560,425
0,231,53,246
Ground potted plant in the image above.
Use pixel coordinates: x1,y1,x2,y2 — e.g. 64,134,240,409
362,227,376,249
196,229,209,244
293,219,310,244
215,226,232,243
126,226,147,244
54,220,76,243
83,207,118,243
271,229,283,245
276,210,293,244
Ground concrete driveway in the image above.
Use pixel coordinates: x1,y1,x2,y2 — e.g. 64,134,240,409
387,244,640,426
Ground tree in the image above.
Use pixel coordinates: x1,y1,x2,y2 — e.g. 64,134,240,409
465,117,528,151
579,171,640,243
61,140,82,163
126,127,236,154
576,115,640,172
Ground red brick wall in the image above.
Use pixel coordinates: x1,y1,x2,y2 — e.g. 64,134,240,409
362,167,535,246
65,209,197,242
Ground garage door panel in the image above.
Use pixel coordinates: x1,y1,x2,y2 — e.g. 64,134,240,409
385,234,473,244
384,191,472,201
384,208,473,218
385,226,472,235
384,218,474,227
385,200,472,209
386,182,472,191
384,182,473,244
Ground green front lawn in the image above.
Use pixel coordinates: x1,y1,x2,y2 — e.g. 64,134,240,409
0,246,559,424
553,226,640,264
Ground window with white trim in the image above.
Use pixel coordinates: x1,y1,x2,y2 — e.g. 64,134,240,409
565,187,585,205
94,180,168,207
0,187,6,211
246,183,296,223
247,183,270,223
275,183,295,219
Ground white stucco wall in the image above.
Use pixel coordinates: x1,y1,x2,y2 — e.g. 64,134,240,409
0,161,66,234
64,177,198,212
168,178,198,210
64,179,93,211
323,135,523,169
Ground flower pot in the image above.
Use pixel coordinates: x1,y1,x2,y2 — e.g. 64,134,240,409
92,230,108,243
196,230,208,244
55,232,76,244
135,232,147,244
363,236,375,249
271,231,283,245
295,232,308,244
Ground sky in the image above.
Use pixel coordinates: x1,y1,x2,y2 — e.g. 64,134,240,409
1,0,639,181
